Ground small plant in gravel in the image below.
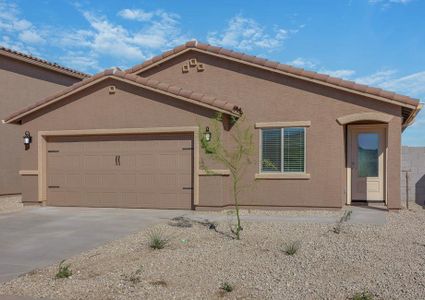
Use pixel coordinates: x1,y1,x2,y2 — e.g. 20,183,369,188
150,280,168,287
55,260,72,279
282,241,301,255
333,210,352,234
168,216,193,228
124,265,144,284
200,113,254,240
352,291,374,300
147,229,170,249
220,282,233,293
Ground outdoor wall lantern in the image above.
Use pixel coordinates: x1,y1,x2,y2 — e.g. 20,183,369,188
23,131,32,150
204,127,211,142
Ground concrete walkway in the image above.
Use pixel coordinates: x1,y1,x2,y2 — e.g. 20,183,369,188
187,206,387,225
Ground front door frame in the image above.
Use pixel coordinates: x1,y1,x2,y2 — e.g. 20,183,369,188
346,124,388,205
37,126,200,207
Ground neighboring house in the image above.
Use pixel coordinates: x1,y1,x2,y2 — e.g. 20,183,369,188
0,47,89,195
401,146,425,205
3,41,422,210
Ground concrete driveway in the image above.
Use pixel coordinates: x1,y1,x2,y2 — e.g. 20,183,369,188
0,206,185,283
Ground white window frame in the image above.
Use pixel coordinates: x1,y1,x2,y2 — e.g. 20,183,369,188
259,127,307,174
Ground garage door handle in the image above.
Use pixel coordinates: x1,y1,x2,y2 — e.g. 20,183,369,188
48,186,60,189
117,155,121,166
182,187,193,190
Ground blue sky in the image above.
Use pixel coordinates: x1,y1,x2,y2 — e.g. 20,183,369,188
1,0,424,145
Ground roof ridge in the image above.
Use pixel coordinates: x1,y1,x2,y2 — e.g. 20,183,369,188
0,45,90,79
3,68,242,123
126,40,420,108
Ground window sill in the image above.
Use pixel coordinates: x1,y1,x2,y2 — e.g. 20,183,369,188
255,173,311,180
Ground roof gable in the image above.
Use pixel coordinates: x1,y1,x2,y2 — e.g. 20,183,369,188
0,46,89,79
127,41,420,111
3,69,242,124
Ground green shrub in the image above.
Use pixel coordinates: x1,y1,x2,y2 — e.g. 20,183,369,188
283,241,301,256
220,282,233,292
352,291,373,300
147,229,169,250
55,260,72,279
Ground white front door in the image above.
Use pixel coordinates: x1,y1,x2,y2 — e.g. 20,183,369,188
350,126,386,202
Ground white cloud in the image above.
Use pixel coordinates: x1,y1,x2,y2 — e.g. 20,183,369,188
368,0,413,6
207,15,291,51
0,1,189,72
81,12,145,60
288,57,317,69
52,8,189,70
18,30,44,44
118,9,153,21
320,69,356,79
0,0,46,46
355,69,397,85
379,71,425,96
59,50,100,73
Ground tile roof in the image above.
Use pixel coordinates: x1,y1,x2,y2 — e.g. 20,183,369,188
127,40,420,108
0,46,89,79
3,68,242,123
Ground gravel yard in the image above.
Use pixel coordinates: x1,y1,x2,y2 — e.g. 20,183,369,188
0,196,23,214
0,205,424,300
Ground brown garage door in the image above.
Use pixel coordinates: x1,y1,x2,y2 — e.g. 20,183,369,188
46,133,193,209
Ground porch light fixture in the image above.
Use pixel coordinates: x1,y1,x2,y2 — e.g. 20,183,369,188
204,127,211,142
23,131,32,150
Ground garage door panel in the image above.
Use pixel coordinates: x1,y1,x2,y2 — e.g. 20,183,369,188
84,174,102,187
48,173,65,187
47,133,193,209
158,154,178,170
135,154,155,170
65,174,83,187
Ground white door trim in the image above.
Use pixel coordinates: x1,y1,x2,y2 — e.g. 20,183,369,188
346,124,387,205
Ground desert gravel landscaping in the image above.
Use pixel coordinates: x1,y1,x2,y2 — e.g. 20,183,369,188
0,196,23,214
0,205,424,300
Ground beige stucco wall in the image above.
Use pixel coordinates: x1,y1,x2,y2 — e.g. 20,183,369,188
140,51,402,209
0,56,81,195
16,51,403,209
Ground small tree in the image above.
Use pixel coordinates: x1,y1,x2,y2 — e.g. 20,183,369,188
200,113,254,240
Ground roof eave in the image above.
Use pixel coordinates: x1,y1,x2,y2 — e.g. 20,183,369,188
0,49,90,79
403,103,423,130
2,74,242,124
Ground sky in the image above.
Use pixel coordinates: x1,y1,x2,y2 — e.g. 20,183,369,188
0,0,424,145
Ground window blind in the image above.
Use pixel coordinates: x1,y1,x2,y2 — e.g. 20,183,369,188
283,128,305,172
261,128,282,172
261,127,305,173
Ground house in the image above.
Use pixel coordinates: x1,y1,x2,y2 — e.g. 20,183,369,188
0,47,88,196
3,41,422,210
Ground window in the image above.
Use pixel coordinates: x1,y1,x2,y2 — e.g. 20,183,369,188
261,127,305,173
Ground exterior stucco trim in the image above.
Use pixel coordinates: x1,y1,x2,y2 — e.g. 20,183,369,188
337,112,393,125
37,127,200,206
255,173,311,179
18,170,38,176
199,169,230,176
255,121,311,128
